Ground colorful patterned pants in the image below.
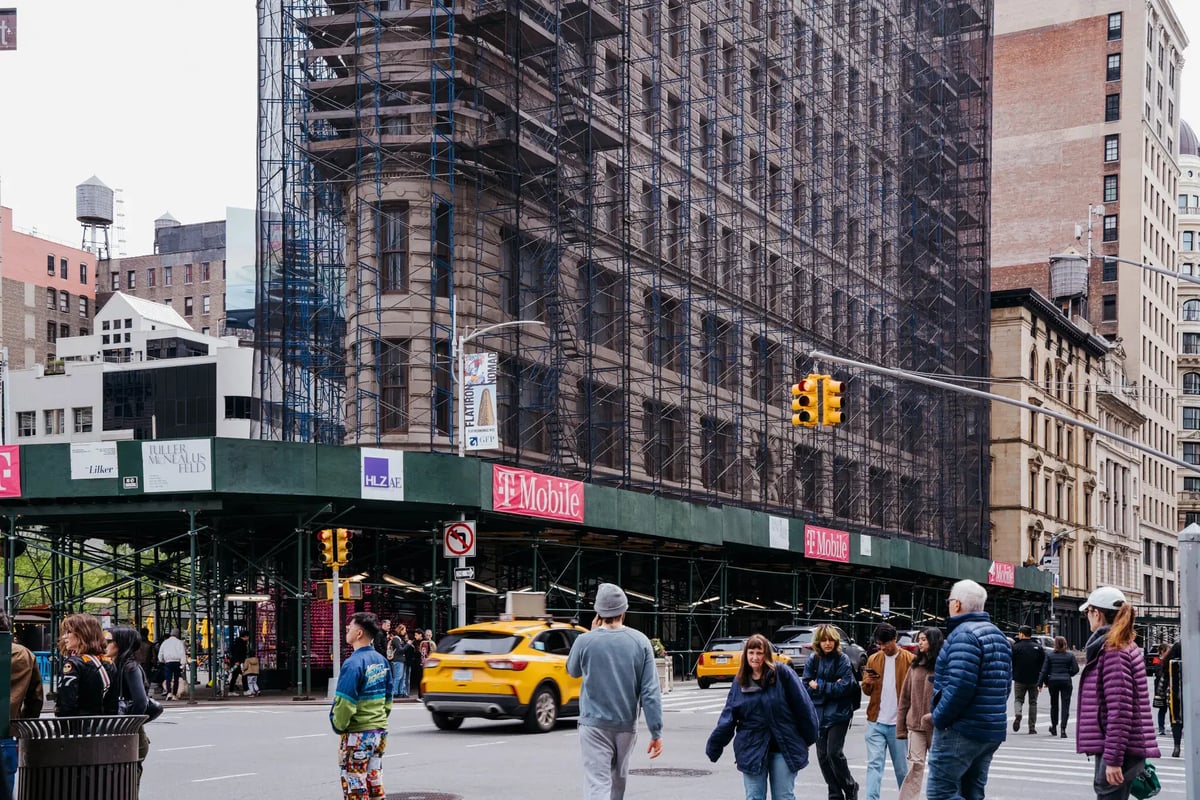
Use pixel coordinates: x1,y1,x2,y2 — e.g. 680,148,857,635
339,729,387,800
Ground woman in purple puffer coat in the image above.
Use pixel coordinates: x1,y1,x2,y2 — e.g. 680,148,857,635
1075,586,1159,800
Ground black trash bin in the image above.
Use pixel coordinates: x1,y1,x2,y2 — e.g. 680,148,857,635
13,716,147,800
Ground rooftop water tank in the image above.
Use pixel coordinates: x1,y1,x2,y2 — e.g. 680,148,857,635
75,176,114,225
1049,247,1088,300
154,212,181,232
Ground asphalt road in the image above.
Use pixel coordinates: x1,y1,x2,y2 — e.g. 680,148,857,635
133,682,1188,800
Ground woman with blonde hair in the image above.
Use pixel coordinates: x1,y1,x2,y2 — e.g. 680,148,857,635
803,625,860,800
55,613,117,717
707,634,820,800
1075,587,1158,800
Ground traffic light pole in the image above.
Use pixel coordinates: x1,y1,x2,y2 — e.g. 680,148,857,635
331,561,341,684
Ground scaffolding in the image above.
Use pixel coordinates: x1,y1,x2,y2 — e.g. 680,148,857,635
257,0,994,555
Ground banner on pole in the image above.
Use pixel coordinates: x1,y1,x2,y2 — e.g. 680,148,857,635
463,352,499,451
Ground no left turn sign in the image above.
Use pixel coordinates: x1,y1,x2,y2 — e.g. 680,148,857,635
443,521,477,558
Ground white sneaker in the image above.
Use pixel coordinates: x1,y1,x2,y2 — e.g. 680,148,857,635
166,694,176,701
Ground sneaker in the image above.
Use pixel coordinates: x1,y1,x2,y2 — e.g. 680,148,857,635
1013,717,1021,733
1061,731,1067,739
166,694,176,701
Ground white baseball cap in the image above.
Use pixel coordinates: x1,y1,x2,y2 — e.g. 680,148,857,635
1079,586,1127,612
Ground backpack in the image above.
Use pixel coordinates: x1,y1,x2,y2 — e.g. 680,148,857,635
846,678,863,711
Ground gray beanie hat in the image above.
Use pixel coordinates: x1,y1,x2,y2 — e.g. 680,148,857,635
593,583,629,618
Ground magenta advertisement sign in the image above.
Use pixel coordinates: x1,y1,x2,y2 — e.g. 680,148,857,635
493,466,584,523
804,524,850,563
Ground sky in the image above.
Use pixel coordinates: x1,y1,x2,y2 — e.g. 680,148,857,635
1,2,1200,257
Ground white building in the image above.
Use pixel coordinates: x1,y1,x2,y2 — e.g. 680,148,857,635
7,292,254,443
1173,119,1200,605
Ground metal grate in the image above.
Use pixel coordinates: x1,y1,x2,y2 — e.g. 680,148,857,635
628,768,713,778
13,716,147,739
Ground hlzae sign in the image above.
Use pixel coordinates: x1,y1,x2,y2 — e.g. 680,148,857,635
492,466,584,523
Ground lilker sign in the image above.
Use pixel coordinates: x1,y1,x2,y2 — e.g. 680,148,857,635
492,466,584,523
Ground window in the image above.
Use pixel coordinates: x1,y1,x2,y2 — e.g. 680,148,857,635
1105,94,1120,121
201,295,211,315
43,409,64,436
16,411,35,438
47,254,55,276
1185,408,1200,430
1185,333,1200,355
432,201,452,298
1104,134,1119,162
147,268,156,287
1107,12,1121,40
1102,257,1117,281
223,396,256,421
184,297,194,316
79,297,88,317
164,266,173,286
1185,373,1200,395
379,339,409,432
45,288,55,310
1186,477,1200,492
1101,294,1117,321
79,263,88,284
1106,53,1121,81
201,262,211,282
1104,175,1118,203
184,264,193,284
59,291,69,313
73,407,93,434
378,203,409,291
1102,215,1118,242
643,401,682,481
1185,300,1200,321
1184,231,1194,251
1185,442,1200,465
111,272,120,291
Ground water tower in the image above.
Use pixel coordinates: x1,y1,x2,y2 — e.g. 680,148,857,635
1048,246,1089,319
76,175,114,259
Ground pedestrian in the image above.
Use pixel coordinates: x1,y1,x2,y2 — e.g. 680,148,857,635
228,630,250,695
55,612,118,717
243,650,261,696
1164,640,1182,759
138,627,158,693
1038,635,1079,738
802,624,859,800
565,583,664,800
374,618,391,657
705,633,819,800
0,610,42,796
1075,586,1159,799
158,628,186,700
423,629,436,653
926,579,1011,800
330,612,393,800
1152,643,1171,736
1011,625,1046,734
109,625,161,785
896,627,942,800
407,630,425,699
861,623,913,800
387,625,409,698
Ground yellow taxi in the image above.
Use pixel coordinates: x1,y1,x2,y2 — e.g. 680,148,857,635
695,636,792,689
422,619,588,733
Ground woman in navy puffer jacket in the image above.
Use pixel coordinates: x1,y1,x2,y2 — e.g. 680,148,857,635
1076,586,1159,800
707,634,821,800
803,625,860,800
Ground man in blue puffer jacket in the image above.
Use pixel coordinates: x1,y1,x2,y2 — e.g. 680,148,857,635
927,579,1012,800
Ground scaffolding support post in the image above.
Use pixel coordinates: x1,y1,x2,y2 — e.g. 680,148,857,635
1180,523,1198,800
187,509,199,706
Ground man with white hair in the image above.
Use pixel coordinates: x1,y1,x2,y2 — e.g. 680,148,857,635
926,579,1012,800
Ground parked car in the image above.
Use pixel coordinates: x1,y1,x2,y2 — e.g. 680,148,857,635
771,625,867,677
694,636,792,689
421,618,588,733
896,629,922,654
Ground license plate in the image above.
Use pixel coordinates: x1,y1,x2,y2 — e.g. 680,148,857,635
453,669,473,681
715,656,731,664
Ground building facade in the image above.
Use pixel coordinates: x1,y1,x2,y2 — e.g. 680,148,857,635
0,206,97,373
992,0,1187,610
989,289,1110,642
6,292,254,444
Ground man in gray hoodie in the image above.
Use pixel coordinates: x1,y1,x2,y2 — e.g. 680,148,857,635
566,583,664,800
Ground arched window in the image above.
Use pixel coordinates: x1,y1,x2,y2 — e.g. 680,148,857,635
1185,372,1200,395
1055,367,1064,399
1084,382,1091,413
1029,350,1037,381
1044,362,1052,391
1185,299,1200,322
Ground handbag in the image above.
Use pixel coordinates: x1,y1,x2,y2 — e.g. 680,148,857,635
1130,762,1161,800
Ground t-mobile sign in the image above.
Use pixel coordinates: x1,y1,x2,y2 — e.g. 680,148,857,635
804,524,850,563
0,9,16,51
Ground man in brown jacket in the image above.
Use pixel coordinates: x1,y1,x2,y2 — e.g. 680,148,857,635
0,610,44,796
860,623,914,800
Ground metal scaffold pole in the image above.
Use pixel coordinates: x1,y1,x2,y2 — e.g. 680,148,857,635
187,509,199,706
1179,524,1198,800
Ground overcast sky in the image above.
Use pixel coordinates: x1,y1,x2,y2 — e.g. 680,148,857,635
1,2,1199,257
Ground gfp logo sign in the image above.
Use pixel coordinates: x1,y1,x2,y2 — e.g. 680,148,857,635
803,525,850,563
492,466,584,523
0,446,20,498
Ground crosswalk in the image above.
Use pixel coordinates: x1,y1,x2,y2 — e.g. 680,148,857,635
660,683,731,715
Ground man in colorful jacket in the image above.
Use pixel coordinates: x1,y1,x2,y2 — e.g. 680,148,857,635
330,612,394,800
926,579,1012,800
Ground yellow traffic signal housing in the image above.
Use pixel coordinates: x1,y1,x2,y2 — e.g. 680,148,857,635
791,377,820,427
821,377,844,426
335,528,354,565
317,529,337,565
316,579,364,601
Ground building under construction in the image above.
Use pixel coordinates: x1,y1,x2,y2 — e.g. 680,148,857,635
257,0,992,555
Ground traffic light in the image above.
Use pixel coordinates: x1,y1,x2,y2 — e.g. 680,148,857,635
791,376,819,427
821,376,844,426
317,529,337,565
335,528,354,564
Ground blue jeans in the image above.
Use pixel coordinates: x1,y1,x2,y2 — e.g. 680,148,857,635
925,727,1000,800
866,721,909,800
392,662,408,697
742,752,797,800
1,737,16,796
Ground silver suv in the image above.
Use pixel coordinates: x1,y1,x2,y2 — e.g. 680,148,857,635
771,625,868,678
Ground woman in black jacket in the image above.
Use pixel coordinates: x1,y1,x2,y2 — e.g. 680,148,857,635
55,613,117,717
1036,635,1078,738
802,625,859,800
109,625,152,782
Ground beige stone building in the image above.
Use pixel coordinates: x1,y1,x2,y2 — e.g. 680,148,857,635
990,289,1111,643
993,0,1188,611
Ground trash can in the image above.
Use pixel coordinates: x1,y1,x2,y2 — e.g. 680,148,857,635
13,715,146,800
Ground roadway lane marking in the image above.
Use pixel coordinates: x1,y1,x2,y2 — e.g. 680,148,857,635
157,745,214,752
192,772,257,783
465,740,507,748
285,733,329,739
383,752,412,758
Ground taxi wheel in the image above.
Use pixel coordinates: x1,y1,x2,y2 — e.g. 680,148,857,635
524,686,558,733
431,712,464,731
698,678,712,690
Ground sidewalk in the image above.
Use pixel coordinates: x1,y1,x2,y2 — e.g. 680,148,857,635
45,682,425,711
